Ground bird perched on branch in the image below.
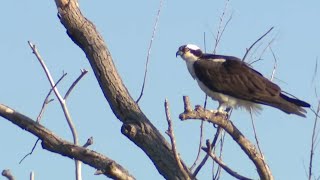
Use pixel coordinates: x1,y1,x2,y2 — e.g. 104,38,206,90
176,44,310,117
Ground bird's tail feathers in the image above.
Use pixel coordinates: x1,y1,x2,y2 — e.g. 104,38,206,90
280,93,310,108
274,93,311,117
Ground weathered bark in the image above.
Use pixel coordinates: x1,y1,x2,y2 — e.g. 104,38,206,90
54,0,192,179
0,104,134,180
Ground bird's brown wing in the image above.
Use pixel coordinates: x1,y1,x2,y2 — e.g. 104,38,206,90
193,58,281,105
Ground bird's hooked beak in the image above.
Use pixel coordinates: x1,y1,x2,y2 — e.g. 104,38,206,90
176,50,183,58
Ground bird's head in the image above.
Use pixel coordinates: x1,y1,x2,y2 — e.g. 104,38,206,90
176,44,203,62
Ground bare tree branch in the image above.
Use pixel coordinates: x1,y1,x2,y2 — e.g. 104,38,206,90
19,139,41,164
269,47,278,81
0,104,135,180
164,99,191,180
190,95,208,171
54,0,192,179
203,140,253,180
64,69,88,100
309,100,320,180
28,41,82,180
179,96,273,180
193,127,222,177
83,137,94,148
242,27,274,62
136,0,163,103
213,0,232,54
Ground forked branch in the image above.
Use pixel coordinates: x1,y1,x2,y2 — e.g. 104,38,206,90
179,96,273,180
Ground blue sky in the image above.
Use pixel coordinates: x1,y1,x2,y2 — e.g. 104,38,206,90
1,0,320,179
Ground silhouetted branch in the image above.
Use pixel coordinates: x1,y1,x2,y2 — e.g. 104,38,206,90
242,27,274,61
203,140,253,180
136,0,163,103
193,127,222,177
309,100,320,180
213,0,232,54
64,69,88,100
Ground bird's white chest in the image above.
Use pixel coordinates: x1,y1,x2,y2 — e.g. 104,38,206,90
197,80,232,104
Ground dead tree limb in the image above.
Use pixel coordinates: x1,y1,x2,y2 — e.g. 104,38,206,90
53,0,192,179
0,104,135,180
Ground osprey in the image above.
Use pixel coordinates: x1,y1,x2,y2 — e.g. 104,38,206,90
176,44,310,117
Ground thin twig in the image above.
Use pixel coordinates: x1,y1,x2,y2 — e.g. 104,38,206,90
37,72,67,123
20,73,67,163
213,0,231,54
242,27,274,61
214,130,226,180
191,95,208,170
64,69,88,100
269,47,278,81
309,100,320,180
312,57,318,85
136,0,163,103
203,140,253,180
249,110,264,159
28,41,81,180
164,99,190,180
19,139,41,164
83,137,94,148
193,127,222,177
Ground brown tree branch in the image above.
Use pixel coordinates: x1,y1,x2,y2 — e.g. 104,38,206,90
54,0,192,179
179,96,273,180
0,104,135,180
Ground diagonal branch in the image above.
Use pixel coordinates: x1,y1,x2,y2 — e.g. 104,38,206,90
179,96,273,180
54,0,192,179
202,140,253,180
242,27,274,62
0,104,135,180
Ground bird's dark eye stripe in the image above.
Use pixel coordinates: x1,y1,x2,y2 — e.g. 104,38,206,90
190,49,202,57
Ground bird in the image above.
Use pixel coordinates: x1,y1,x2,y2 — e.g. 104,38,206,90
176,44,310,117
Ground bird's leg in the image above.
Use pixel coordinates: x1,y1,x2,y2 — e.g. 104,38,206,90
215,103,229,117
225,107,233,119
